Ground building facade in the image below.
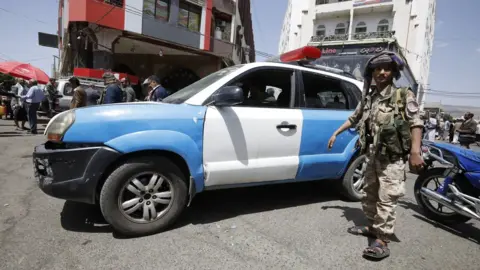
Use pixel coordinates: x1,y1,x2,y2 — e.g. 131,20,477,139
57,0,255,95
278,0,437,110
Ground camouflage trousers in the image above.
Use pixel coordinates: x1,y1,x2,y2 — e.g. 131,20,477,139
361,154,406,242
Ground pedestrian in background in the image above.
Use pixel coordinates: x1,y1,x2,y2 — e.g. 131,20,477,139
444,118,451,141
69,77,87,109
102,73,123,104
453,118,462,144
457,112,477,149
328,51,424,260
438,117,445,140
84,83,101,106
45,78,57,117
425,112,437,141
449,119,455,143
121,77,136,102
145,75,168,102
20,79,44,134
476,121,480,146
11,78,28,130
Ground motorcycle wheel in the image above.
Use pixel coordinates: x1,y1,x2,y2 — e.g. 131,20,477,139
414,168,472,224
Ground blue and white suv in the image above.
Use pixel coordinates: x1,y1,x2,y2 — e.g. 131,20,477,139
33,47,367,236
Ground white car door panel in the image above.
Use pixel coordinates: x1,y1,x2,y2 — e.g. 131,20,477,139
203,106,303,187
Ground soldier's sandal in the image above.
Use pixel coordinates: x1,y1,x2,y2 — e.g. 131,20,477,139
363,241,390,260
347,226,375,237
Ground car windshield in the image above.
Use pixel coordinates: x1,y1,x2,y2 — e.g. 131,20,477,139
162,65,244,104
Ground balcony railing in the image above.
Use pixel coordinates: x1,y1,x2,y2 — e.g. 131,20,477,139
210,37,235,58
316,0,351,5
310,31,395,42
311,34,348,42
103,0,123,8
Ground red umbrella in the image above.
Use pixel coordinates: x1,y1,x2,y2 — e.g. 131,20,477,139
0,61,50,84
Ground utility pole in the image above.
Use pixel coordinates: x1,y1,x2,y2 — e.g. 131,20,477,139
53,55,59,78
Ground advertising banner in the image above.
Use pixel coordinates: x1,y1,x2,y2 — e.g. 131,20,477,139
314,43,417,93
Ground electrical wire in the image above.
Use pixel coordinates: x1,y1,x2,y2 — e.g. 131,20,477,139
418,91,480,99
0,7,54,25
423,89,480,95
0,52,14,61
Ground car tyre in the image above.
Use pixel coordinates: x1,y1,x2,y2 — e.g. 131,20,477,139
99,156,188,237
340,154,366,202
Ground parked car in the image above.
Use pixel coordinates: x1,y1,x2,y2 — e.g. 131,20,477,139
33,47,367,236
37,77,105,117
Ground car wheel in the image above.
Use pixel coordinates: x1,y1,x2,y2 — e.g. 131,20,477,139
340,154,366,202
99,156,188,237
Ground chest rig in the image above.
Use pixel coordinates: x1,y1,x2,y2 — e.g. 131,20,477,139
356,87,411,160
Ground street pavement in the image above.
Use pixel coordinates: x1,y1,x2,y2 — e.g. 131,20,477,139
0,118,478,270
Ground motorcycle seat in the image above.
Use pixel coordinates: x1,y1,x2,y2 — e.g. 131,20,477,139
435,142,480,171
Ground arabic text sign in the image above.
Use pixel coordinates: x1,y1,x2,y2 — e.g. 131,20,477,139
353,0,393,7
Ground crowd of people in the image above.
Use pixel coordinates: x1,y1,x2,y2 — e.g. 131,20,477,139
0,78,45,134
0,72,172,135
69,73,170,108
422,111,479,149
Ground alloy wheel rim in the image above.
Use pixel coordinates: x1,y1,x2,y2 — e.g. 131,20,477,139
118,172,174,224
352,159,366,192
420,175,457,216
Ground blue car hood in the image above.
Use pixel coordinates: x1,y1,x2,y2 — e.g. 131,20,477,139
62,102,207,143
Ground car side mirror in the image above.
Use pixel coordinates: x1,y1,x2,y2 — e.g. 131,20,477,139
212,86,244,106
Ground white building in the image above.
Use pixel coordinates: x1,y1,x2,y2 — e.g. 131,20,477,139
279,0,437,110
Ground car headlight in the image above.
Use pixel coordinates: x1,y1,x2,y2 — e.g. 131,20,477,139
44,110,76,142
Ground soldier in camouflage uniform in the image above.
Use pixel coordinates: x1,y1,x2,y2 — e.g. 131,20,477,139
328,51,425,260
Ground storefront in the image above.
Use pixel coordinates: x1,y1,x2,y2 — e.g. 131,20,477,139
313,42,418,94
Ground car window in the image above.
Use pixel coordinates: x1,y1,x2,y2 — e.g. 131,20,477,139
63,82,74,96
301,71,353,110
222,68,294,108
340,81,361,109
162,65,244,104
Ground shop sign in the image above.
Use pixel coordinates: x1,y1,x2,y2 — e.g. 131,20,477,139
359,46,385,54
321,48,337,55
319,45,386,56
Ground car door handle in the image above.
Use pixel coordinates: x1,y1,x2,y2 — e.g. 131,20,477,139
277,124,297,130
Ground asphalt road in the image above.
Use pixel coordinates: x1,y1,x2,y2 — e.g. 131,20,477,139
0,118,478,270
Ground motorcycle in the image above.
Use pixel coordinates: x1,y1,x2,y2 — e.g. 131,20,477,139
414,139,480,224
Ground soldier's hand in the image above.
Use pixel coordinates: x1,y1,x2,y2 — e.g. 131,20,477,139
409,152,425,171
328,135,336,150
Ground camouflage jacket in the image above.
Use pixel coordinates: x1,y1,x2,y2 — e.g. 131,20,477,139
348,85,424,157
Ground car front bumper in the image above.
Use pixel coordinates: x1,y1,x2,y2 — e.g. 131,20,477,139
33,143,121,204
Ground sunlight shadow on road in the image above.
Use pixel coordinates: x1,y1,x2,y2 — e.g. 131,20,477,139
320,205,402,242
412,214,480,244
399,200,480,244
60,201,111,233
175,180,343,228
59,181,347,238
